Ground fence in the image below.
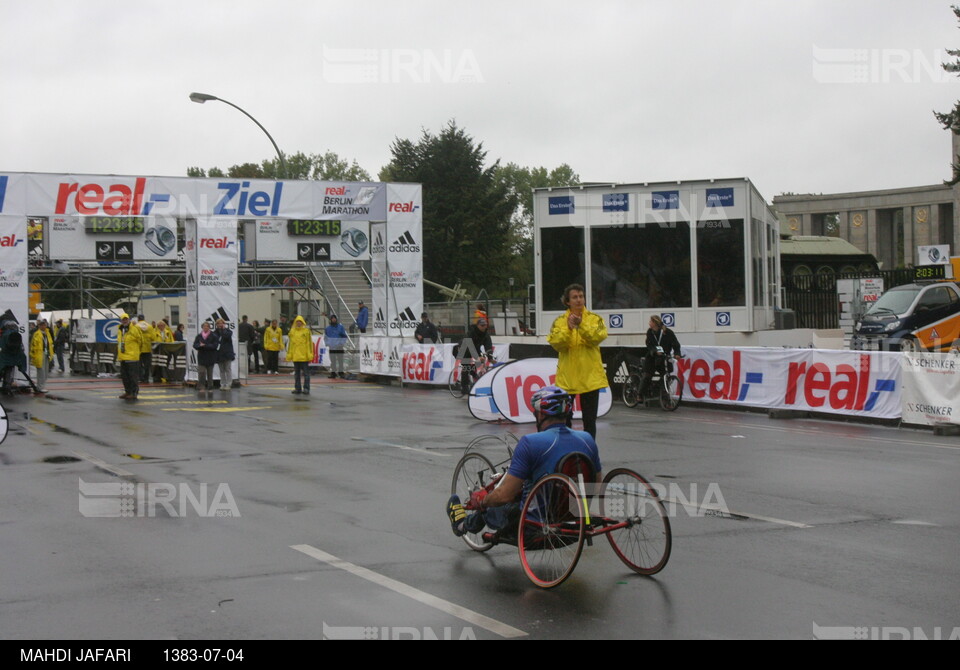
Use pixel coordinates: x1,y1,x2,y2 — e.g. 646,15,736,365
782,269,916,330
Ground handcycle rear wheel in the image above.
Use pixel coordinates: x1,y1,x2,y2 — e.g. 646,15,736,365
622,374,641,408
448,367,465,399
601,468,671,575
451,453,498,552
660,374,682,411
517,474,586,588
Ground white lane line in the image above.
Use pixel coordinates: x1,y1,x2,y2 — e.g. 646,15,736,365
71,451,135,478
661,497,813,529
290,544,527,639
350,436,448,457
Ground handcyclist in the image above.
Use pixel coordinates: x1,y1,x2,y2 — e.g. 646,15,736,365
457,317,494,395
639,315,682,397
446,385,602,538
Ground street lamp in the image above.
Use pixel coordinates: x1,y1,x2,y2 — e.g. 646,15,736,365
188,92,287,179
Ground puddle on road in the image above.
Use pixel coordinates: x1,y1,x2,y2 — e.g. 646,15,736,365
42,455,82,464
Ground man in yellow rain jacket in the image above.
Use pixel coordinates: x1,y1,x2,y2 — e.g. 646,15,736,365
117,313,144,400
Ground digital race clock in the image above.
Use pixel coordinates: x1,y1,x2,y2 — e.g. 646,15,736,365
84,216,146,235
287,219,342,236
914,265,948,281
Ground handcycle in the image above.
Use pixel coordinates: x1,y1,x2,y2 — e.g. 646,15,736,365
448,351,497,399
450,437,671,588
621,353,683,411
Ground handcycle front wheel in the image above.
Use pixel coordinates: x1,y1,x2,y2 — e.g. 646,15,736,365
601,468,671,575
622,374,641,408
448,367,465,399
660,374,682,411
451,453,498,552
517,473,586,588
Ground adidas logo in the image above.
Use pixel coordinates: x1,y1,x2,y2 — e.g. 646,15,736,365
389,231,419,253
391,306,418,330
371,231,386,255
613,361,630,384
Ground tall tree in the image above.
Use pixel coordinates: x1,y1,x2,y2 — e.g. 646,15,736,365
380,121,517,298
935,5,960,184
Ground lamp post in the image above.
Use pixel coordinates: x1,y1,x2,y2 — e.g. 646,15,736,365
189,92,287,179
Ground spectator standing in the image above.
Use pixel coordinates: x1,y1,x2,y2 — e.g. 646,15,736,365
153,320,174,382
355,301,369,334
262,319,283,374
546,283,608,439
215,318,235,390
237,315,255,373
286,315,312,394
249,320,262,373
324,314,348,379
30,319,54,393
136,315,156,383
54,319,70,373
192,321,219,395
415,312,440,344
116,313,143,400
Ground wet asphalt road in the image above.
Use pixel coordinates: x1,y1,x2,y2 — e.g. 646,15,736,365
1,371,958,640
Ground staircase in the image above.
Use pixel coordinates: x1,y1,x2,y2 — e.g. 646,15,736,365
310,264,372,325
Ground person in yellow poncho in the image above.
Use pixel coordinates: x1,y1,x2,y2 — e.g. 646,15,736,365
546,283,608,439
30,320,54,393
286,315,313,395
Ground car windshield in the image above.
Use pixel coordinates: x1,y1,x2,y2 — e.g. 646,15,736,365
865,286,921,316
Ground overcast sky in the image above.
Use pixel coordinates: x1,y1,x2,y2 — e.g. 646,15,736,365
3,0,959,200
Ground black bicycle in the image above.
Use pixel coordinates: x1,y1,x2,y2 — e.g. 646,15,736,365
621,354,683,411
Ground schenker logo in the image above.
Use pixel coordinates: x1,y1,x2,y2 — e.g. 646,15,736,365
389,231,419,253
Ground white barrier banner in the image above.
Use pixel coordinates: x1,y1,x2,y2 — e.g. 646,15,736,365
478,357,613,424
0,215,28,334
359,336,402,376
678,347,902,419
900,353,960,425
312,335,329,367
359,340,510,382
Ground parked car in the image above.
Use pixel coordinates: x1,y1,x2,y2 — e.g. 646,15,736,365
852,282,960,351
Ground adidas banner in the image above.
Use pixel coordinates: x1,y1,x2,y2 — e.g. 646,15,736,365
0,215,28,336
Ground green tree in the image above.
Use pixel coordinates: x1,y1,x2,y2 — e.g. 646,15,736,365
188,151,370,181
379,120,518,299
494,162,580,290
935,4,960,184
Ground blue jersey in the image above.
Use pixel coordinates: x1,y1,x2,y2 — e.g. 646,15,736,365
507,425,602,502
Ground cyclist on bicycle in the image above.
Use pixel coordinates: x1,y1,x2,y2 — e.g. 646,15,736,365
457,317,494,395
446,385,602,538
639,315,682,396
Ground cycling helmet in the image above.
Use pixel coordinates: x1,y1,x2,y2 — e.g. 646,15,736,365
530,385,573,417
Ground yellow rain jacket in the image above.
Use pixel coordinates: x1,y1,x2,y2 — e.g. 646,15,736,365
263,325,283,352
117,323,144,362
547,309,609,394
286,316,314,362
30,327,54,369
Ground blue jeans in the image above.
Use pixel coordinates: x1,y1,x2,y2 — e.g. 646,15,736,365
294,362,311,392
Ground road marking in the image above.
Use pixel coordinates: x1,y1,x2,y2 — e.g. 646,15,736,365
290,544,527,639
350,436,448,457
162,406,273,412
661,497,813,529
70,450,134,477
